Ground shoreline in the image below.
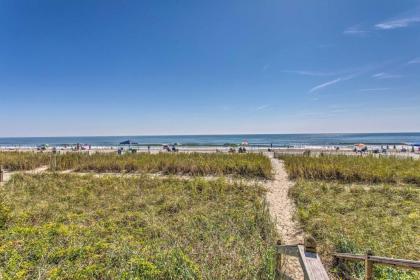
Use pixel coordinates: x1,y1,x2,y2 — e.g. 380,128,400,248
1,145,419,159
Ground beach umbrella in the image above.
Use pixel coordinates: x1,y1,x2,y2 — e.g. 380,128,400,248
241,140,249,146
354,143,365,148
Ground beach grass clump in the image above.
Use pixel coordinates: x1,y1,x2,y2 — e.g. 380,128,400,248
277,154,420,185
290,180,420,279
52,152,272,179
0,173,277,279
0,152,50,171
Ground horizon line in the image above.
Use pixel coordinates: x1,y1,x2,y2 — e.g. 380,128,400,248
1,131,420,139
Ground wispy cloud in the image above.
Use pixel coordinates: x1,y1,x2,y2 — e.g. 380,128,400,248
283,70,336,77
372,72,402,79
375,16,420,30
408,57,420,64
359,88,391,92
309,75,355,93
343,25,369,35
255,104,269,111
346,8,420,36
262,63,270,72
309,78,342,93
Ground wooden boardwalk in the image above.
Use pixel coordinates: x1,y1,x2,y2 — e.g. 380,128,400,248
276,241,329,280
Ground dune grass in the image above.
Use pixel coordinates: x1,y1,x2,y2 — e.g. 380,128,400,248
0,152,51,171
290,180,420,279
51,152,272,179
279,155,420,279
278,154,420,185
0,173,276,279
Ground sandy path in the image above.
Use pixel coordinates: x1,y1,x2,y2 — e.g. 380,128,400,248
265,153,304,279
54,171,265,186
1,166,49,186
1,167,264,186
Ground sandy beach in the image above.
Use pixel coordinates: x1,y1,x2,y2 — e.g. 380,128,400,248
1,145,419,159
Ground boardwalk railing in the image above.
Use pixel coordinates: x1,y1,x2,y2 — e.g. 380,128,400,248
276,237,420,280
275,237,329,280
333,251,420,280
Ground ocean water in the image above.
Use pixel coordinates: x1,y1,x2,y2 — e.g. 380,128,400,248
0,133,419,148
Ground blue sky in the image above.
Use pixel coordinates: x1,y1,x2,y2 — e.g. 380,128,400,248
1,0,420,136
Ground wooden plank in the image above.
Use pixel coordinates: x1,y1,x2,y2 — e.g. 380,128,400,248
369,256,420,271
276,245,300,257
334,253,420,271
297,245,329,280
333,253,365,261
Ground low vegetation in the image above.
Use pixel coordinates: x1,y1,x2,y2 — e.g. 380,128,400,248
0,152,50,171
51,152,272,179
280,154,420,279
290,180,419,279
278,154,420,185
0,173,276,279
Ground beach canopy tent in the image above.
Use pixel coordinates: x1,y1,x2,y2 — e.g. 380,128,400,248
119,140,138,145
411,143,420,147
119,140,139,150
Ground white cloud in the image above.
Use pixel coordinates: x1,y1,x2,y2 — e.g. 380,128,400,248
359,88,391,92
375,16,420,30
309,78,342,93
309,74,355,93
408,57,420,64
343,25,369,35
262,63,270,71
255,105,269,111
283,70,336,76
372,72,401,79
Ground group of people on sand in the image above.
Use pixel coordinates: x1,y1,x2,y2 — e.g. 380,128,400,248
162,144,178,152
229,147,247,153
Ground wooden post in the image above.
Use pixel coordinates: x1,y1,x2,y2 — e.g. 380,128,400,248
275,240,282,279
0,165,3,182
304,235,317,253
365,250,374,280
